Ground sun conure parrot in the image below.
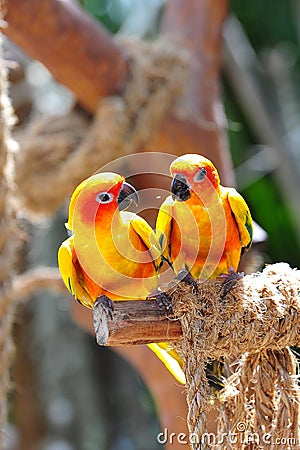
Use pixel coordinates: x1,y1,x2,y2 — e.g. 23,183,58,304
155,153,253,391
156,153,253,282
58,172,185,384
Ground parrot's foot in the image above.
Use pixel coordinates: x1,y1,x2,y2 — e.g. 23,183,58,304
94,295,114,320
155,292,173,310
147,290,173,311
176,269,199,293
219,267,244,299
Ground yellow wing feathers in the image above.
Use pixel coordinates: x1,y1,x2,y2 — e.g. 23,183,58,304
155,197,174,264
225,187,253,250
57,237,76,297
127,212,162,269
148,343,186,384
57,236,94,308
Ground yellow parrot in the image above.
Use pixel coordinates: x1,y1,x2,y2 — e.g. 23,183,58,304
58,172,185,384
155,153,253,391
156,153,253,285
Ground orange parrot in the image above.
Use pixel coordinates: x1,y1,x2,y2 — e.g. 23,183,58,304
156,153,253,291
155,153,253,391
58,172,185,384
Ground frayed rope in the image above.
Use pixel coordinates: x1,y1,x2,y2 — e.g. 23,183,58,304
14,37,187,217
167,263,300,450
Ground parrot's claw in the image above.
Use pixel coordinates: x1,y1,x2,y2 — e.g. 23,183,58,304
219,267,244,299
155,292,173,311
147,290,173,311
94,295,114,320
176,269,199,293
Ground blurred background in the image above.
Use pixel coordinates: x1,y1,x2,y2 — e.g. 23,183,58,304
4,1,300,449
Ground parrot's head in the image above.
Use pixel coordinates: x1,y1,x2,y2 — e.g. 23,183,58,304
170,154,220,203
66,172,139,230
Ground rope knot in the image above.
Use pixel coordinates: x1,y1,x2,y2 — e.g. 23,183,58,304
170,263,300,449
14,37,188,216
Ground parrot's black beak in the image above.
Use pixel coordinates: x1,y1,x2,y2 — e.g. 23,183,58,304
171,173,191,201
117,182,139,211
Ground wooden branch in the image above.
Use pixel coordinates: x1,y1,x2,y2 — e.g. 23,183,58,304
145,0,235,187
161,0,228,118
4,0,233,186
3,0,128,112
93,300,182,346
93,264,300,351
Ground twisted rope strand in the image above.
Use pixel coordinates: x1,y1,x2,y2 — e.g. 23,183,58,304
171,263,300,450
0,31,19,447
14,37,187,217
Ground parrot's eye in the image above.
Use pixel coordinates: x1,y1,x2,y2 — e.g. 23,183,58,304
96,192,114,204
194,168,207,182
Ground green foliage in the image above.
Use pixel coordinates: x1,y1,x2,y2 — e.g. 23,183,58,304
79,0,164,37
79,0,120,32
232,0,298,50
245,177,299,267
224,80,300,267
224,85,255,166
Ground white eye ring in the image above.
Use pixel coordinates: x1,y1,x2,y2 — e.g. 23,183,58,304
96,192,114,204
193,168,207,182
